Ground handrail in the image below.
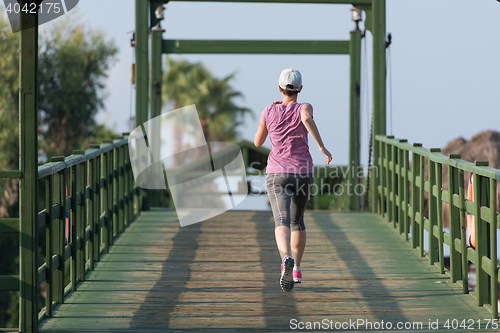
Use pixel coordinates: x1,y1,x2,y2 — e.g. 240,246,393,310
37,137,129,179
14,133,143,326
375,135,500,319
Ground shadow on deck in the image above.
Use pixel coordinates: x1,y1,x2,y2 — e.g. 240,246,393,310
39,209,492,332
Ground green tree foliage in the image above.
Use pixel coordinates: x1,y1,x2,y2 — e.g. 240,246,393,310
162,57,252,143
38,18,118,160
0,11,21,219
0,11,118,328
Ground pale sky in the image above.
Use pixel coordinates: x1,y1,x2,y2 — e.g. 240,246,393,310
6,1,500,168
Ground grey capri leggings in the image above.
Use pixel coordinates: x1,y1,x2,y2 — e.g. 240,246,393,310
266,173,313,231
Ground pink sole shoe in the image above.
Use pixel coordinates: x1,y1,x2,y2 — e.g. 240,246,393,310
280,256,294,292
293,270,301,283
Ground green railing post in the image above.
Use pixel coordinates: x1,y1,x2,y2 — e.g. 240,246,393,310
391,143,397,228
428,148,439,266
435,161,444,274
122,133,133,224
103,140,115,247
489,177,498,318
95,153,101,262
50,156,65,306
370,0,387,213
410,144,421,249
397,140,408,236
385,138,392,223
348,27,361,211
113,145,119,237
458,168,468,293
45,175,53,317
70,164,77,291
89,144,101,265
448,154,462,283
100,145,109,254
401,142,409,240
87,156,95,271
396,145,402,233
418,154,425,257
473,162,490,306
379,139,386,217
19,2,39,331
117,141,125,233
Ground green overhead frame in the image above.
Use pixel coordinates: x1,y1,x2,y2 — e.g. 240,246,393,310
173,0,371,3
162,40,350,54
137,0,386,213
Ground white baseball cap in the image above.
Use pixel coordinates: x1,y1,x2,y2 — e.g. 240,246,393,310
279,68,302,91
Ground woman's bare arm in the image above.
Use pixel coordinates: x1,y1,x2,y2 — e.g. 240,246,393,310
300,106,332,164
254,118,268,148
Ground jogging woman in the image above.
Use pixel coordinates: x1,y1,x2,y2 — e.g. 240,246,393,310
254,68,332,292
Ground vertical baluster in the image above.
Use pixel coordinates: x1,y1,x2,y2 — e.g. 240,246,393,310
473,162,489,306
71,151,86,283
79,158,86,282
398,140,408,236
123,145,129,227
70,164,77,291
100,148,109,254
108,148,114,245
102,140,114,246
402,144,409,240
61,168,68,299
379,139,385,217
87,157,94,271
397,145,403,233
435,162,444,273
127,144,135,223
122,133,131,225
50,157,64,305
94,154,101,262
419,155,425,257
490,177,498,319
411,147,419,249
458,168,468,293
385,140,392,224
118,144,125,232
391,143,398,229
448,155,462,283
113,146,119,237
45,175,53,317
428,149,439,266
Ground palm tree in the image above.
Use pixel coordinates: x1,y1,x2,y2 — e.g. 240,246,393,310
162,57,252,146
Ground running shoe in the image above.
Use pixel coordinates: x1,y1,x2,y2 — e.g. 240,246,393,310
280,256,295,292
293,269,302,283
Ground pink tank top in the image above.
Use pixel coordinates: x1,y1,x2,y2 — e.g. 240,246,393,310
261,102,314,174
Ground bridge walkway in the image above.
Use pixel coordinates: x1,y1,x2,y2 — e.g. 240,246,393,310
39,209,492,332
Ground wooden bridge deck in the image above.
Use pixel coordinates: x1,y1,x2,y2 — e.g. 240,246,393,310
40,209,494,332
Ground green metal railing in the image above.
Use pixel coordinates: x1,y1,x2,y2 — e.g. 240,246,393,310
0,134,142,332
375,135,500,319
